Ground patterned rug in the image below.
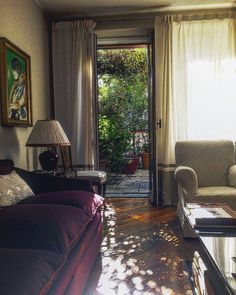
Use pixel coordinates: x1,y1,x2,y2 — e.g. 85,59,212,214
106,169,150,195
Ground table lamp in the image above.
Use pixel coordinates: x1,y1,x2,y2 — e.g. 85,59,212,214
26,120,71,171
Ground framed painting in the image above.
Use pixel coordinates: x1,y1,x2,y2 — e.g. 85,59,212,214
0,38,32,126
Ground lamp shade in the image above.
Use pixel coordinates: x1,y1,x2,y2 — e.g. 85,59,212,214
26,120,70,147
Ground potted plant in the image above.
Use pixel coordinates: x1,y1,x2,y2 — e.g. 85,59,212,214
134,131,149,170
140,142,149,170
99,115,132,173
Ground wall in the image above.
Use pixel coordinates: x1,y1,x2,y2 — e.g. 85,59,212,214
0,0,50,169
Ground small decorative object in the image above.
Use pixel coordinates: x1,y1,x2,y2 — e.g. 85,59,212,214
123,155,139,175
0,38,32,126
26,120,71,172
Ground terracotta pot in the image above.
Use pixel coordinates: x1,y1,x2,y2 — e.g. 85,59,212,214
141,152,149,170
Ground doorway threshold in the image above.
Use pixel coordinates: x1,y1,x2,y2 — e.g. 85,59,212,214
106,169,149,195
106,193,149,198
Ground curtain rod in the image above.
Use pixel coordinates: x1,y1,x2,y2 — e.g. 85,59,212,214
49,8,235,24
48,14,155,24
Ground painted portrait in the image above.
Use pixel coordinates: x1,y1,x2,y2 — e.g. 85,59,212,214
0,38,32,126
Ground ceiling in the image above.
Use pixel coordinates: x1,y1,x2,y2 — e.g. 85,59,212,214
37,0,236,43
36,0,236,17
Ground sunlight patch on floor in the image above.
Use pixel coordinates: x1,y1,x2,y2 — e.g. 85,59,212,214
92,203,192,295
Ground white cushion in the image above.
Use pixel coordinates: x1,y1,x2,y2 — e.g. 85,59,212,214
192,186,236,210
0,171,34,206
75,170,107,183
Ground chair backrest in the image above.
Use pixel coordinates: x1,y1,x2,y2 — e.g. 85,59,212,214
175,140,235,187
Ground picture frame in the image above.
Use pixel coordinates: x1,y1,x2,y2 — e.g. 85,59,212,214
0,38,32,126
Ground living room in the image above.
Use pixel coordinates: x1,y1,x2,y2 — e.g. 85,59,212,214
1,0,236,294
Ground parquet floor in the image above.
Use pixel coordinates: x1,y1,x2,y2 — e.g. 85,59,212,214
84,198,199,295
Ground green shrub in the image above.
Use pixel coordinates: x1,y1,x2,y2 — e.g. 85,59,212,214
98,48,148,172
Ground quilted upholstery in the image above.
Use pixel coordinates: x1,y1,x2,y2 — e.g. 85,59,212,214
175,140,235,187
228,164,236,187
195,186,236,210
175,166,198,199
175,140,236,237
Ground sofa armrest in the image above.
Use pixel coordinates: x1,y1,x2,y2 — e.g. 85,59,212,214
174,166,198,196
15,168,94,194
228,164,236,187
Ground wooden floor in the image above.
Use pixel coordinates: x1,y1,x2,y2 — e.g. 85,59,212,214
84,198,199,295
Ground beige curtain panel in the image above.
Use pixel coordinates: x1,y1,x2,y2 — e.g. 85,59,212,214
155,13,236,205
52,20,97,168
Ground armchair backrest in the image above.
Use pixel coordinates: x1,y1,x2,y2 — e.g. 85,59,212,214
175,140,235,187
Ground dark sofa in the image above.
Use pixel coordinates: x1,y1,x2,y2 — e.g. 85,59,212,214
0,159,104,295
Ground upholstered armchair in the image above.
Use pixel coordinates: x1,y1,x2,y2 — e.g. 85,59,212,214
174,140,236,237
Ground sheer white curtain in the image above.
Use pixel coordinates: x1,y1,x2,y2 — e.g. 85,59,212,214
155,14,236,205
52,20,97,168
173,16,236,140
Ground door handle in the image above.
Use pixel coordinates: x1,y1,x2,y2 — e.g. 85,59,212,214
157,118,162,128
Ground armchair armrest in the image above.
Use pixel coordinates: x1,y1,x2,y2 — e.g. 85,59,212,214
15,168,94,194
228,164,236,187
174,166,198,196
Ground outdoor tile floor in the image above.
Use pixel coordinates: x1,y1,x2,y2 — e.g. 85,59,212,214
106,169,150,197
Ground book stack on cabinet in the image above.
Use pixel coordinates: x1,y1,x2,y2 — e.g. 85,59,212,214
184,203,236,229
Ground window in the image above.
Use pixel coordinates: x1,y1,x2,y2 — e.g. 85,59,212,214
172,17,236,141
187,59,236,140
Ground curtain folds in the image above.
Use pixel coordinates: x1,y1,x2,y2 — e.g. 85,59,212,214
52,20,97,168
155,13,236,205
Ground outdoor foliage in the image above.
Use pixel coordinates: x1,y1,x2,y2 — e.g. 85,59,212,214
98,48,149,172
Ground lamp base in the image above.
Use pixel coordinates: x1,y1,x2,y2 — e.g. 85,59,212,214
39,151,59,171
